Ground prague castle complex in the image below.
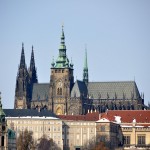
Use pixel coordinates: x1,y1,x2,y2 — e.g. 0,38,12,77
14,26,144,115
0,26,150,150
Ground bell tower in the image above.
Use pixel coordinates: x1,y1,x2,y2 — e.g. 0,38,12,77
49,26,74,115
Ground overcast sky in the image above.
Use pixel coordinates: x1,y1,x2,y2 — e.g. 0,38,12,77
0,0,150,109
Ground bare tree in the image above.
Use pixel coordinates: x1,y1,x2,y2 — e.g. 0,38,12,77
37,134,61,150
148,102,150,109
82,135,110,150
17,129,35,150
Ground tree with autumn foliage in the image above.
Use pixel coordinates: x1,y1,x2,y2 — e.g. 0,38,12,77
82,135,110,150
37,134,61,150
17,129,35,150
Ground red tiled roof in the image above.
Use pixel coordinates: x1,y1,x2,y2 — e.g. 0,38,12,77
58,112,99,121
137,124,150,127
58,110,150,123
101,110,150,123
122,123,150,127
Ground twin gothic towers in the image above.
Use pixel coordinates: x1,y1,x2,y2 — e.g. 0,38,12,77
14,26,87,114
14,43,38,109
14,26,144,115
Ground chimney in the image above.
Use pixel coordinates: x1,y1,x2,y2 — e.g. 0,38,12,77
105,109,108,115
38,107,40,112
99,113,101,120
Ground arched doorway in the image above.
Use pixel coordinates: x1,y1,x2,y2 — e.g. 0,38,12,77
56,107,62,115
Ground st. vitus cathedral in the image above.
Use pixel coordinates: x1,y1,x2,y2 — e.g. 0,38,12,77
14,26,145,115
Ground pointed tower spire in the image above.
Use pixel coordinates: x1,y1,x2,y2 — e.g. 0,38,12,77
14,43,29,109
83,46,89,85
30,45,35,71
59,25,66,56
55,25,70,68
29,45,38,83
20,43,26,68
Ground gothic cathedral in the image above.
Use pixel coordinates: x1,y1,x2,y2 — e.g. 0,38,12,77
14,26,145,115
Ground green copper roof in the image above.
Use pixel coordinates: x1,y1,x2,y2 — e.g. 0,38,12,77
84,48,88,70
83,48,88,84
59,26,66,50
52,26,73,69
0,92,5,116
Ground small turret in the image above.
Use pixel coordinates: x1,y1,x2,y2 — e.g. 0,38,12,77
51,56,55,67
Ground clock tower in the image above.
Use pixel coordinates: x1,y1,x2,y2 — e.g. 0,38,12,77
49,26,74,115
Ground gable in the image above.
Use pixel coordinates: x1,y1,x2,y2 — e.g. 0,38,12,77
71,80,87,97
32,83,49,101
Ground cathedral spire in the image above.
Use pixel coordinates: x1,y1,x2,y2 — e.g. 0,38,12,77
30,46,35,71
83,46,89,85
29,45,38,83
15,43,29,109
20,43,26,69
55,26,70,68
59,25,66,56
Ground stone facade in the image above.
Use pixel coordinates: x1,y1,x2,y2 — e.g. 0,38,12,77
14,44,38,109
2,109,150,150
62,120,96,150
96,118,122,149
101,110,150,150
14,26,145,115
6,116,63,150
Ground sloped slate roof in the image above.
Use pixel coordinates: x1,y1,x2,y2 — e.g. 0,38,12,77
4,109,58,118
32,83,49,101
31,81,140,101
88,81,140,99
71,80,87,97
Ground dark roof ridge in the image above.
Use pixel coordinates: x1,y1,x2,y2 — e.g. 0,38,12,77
107,110,150,112
89,80,135,83
33,83,49,85
76,80,84,82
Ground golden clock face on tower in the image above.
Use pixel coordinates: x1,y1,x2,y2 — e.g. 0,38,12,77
58,81,62,87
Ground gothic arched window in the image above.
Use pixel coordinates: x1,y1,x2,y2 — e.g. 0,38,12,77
57,88,60,95
57,88,62,95
60,88,62,95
